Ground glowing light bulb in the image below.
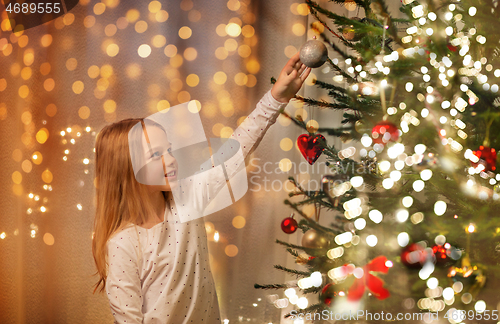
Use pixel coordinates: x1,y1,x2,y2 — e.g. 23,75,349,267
434,201,447,216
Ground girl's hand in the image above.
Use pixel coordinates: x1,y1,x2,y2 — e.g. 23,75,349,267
271,51,312,104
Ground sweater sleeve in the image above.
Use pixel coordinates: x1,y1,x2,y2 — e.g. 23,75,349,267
172,88,288,222
105,234,144,323
200,88,287,208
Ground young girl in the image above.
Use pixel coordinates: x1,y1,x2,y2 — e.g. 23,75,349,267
92,52,311,323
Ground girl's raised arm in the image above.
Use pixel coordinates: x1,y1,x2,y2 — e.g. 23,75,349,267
173,53,310,220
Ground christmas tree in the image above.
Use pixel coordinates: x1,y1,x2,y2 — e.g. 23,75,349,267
256,0,500,321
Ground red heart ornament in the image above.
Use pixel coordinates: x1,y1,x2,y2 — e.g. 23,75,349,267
297,134,326,165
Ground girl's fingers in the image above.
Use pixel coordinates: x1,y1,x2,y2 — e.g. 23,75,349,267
298,63,306,75
288,53,301,68
294,60,302,70
284,52,302,75
283,64,294,75
300,67,311,82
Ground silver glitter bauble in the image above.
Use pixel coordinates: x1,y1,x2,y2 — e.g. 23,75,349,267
299,39,328,68
301,229,330,249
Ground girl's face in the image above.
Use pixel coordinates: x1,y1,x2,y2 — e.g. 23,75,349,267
140,125,179,192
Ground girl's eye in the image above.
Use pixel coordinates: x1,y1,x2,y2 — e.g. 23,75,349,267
167,148,172,154
151,151,161,159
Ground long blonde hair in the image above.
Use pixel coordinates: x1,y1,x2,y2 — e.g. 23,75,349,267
91,118,166,294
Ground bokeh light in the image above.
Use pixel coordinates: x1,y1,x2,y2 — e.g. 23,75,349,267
72,81,84,94
100,64,114,77
155,10,169,22
40,34,52,47
12,171,22,184
241,25,255,37
214,71,227,85
232,216,246,229
215,47,228,60
135,20,148,33
36,128,49,144
279,158,292,172
234,72,248,86
126,63,141,78
220,126,233,138
157,100,170,112
66,58,77,71
32,152,43,165
212,123,224,137
246,59,260,74
186,74,199,87
152,35,166,48
183,47,197,61
178,26,192,39
43,233,55,246
103,100,117,113
105,24,117,37
93,2,106,15
79,106,90,119
187,100,201,113
18,85,29,98
148,1,162,13
138,44,152,58
188,10,201,22
280,138,293,151
40,62,51,75
170,54,183,67
225,244,238,257
84,16,96,28
292,23,305,36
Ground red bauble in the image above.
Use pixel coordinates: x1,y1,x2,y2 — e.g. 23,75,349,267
371,121,399,144
400,243,427,269
447,44,458,52
281,217,298,234
319,283,338,306
432,244,449,266
472,146,497,171
297,134,326,165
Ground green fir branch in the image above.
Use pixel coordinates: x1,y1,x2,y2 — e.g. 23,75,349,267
283,199,344,234
296,94,355,110
275,239,329,257
286,248,300,258
254,283,290,290
273,265,312,277
284,303,326,318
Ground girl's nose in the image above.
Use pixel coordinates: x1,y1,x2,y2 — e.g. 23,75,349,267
163,153,176,167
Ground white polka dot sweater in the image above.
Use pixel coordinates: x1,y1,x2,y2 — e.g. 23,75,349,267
105,88,288,323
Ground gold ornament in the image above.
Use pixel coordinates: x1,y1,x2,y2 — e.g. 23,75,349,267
342,18,364,42
448,255,486,297
296,253,310,265
302,229,330,249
